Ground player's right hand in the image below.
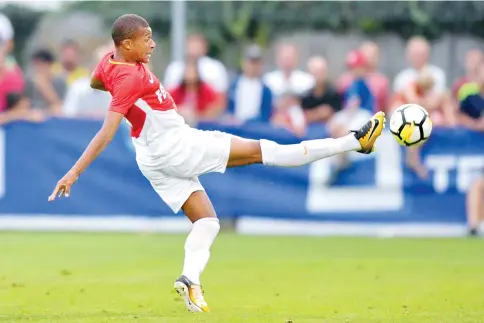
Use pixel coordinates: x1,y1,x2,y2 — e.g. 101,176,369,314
48,171,79,202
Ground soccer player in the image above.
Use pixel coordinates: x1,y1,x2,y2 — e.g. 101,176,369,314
48,14,386,313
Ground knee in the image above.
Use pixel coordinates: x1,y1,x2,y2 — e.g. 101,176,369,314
260,139,278,165
247,140,263,163
228,138,263,166
207,217,220,233
196,217,220,234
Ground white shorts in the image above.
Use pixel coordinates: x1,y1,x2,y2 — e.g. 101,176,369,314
331,109,373,130
132,110,232,213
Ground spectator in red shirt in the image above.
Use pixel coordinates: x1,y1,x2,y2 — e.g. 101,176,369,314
337,41,390,112
0,53,22,107
0,41,40,124
168,59,224,125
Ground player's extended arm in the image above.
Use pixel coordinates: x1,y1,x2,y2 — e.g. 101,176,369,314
48,111,123,201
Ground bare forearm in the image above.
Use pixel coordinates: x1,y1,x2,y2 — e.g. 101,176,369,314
69,111,123,175
70,130,113,175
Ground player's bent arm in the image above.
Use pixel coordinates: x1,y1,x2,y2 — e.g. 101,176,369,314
90,75,107,91
69,111,124,176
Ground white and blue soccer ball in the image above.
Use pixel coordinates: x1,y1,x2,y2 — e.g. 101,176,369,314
389,104,433,147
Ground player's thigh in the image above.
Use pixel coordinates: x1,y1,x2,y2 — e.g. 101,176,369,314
166,128,232,178
226,136,263,168
139,167,206,216
182,190,217,223
166,128,263,175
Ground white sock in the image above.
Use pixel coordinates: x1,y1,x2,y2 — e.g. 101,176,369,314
182,217,220,285
260,134,361,167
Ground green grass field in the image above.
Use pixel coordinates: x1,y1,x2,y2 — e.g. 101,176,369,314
1,232,483,323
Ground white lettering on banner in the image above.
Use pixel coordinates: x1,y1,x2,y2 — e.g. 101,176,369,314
425,155,484,193
0,129,4,198
425,156,455,193
306,133,403,212
457,156,484,192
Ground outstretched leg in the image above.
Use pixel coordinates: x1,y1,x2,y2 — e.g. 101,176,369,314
174,191,219,313
227,111,386,168
173,111,385,313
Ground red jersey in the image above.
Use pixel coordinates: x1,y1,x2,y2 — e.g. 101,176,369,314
168,82,218,114
93,52,176,137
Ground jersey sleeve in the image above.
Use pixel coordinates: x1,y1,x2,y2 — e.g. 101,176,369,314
92,60,104,81
109,73,144,115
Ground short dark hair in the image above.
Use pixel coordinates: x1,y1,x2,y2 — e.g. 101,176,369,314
31,49,55,63
111,14,149,46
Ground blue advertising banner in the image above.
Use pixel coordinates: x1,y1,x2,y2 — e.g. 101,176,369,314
0,119,481,227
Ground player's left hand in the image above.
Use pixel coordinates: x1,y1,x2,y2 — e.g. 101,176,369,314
48,171,79,201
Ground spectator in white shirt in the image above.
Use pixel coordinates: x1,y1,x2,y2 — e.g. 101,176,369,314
164,33,228,93
264,43,314,100
62,44,112,119
393,36,446,94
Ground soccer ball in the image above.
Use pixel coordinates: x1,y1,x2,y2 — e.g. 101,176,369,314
389,104,432,147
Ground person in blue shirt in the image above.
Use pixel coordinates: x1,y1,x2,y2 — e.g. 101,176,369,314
225,45,273,124
343,50,375,113
460,62,484,131
327,50,376,184
461,62,484,236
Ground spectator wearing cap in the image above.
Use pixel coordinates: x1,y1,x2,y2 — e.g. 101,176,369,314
301,56,342,124
225,45,273,123
168,58,224,126
327,50,375,184
337,41,389,112
164,33,229,94
52,39,90,87
341,50,375,114
25,49,67,116
264,43,314,100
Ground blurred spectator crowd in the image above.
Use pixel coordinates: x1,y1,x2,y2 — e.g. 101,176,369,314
1,12,484,234
3,13,483,130
1,13,484,146
3,11,484,175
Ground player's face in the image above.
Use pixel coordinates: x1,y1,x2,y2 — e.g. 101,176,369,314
133,27,156,64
